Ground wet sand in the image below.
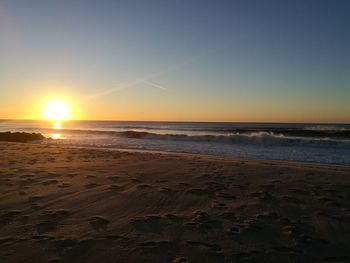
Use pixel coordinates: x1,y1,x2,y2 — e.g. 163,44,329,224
0,142,349,263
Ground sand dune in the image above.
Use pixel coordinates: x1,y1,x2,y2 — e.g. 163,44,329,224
0,142,349,262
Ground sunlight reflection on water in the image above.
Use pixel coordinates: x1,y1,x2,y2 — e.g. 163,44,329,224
51,133,62,139
53,121,62,130
51,122,63,139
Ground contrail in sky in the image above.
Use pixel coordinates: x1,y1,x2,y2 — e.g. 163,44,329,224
141,80,167,91
78,78,167,103
79,44,226,103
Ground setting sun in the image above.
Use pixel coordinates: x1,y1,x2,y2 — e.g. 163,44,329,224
43,99,71,121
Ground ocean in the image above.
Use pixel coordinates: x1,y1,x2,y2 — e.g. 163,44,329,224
1,120,349,165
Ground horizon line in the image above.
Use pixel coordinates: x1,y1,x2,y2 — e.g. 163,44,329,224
1,118,349,125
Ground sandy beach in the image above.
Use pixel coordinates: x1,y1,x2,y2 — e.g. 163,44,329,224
0,142,349,263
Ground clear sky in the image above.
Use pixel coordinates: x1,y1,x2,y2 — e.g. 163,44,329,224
1,0,349,123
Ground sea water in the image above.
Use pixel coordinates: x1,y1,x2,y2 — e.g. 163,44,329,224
1,120,349,165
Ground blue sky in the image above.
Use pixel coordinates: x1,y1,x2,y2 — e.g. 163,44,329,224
1,0,349,122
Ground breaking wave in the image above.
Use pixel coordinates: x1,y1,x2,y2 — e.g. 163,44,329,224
53,129,350,148
136,131,350,148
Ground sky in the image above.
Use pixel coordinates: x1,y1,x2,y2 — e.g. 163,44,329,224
0,0,349,123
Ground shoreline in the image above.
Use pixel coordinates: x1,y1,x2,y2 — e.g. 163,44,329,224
1,126,349,166
39,141,350,169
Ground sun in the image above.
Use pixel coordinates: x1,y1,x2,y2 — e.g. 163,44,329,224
43,99,71,121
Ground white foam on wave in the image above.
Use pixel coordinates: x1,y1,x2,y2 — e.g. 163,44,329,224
141,131,350,148
304,125,348,131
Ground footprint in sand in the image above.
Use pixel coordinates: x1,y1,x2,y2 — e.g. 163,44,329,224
36,221,57,234
104,234,126,241
164,214,183,223
186,241,224,261
218,211,236,222
177,182,190,188
206,181,227,191
89,216,110,232
41,210,70,220
137,240,173,251
18,215,30,224
17,178,35,186
0,210,22,226
159,187,175,195
226,226,240,236
184,211,222,231
260,183,276,190
67,173,78,178
136,184,152,190
84,183,100,189
107,175,120,181
216,192,236,200
242,218,264,232
289,188,309,195
28,195,44,202
28,159,38,165
323,256,350,262
30,203,42,210
47,157,56,162
108,184,122,192
41,179,59,185
282,224,303,239
58,182,72,188
186,188,207,195
155,179,168,183
172,257,189,263
211,202,227,210
54,238,78,250
282,195,302,204
199,174,212,180
129,215,164,234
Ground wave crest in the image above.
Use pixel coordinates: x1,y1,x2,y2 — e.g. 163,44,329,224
119,130,350,148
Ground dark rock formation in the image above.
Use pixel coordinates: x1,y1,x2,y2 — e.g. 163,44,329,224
0,132,45,142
